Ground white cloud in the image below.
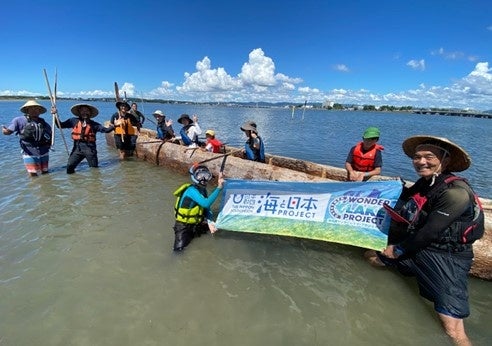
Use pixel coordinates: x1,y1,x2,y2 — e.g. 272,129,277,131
407,59,426,71
119,82,136,97
333,64,350,72
176,56,241,93
148,81,175,98
0,89,37,96
239,48,277,86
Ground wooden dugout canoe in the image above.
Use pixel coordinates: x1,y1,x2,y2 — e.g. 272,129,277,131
105,128,492,280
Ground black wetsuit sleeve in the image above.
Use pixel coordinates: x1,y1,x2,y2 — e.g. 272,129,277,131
399,186,471,253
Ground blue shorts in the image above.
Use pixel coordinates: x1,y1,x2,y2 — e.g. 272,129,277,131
378,249,472,319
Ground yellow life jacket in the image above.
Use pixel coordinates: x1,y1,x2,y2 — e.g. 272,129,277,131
173,183,205,224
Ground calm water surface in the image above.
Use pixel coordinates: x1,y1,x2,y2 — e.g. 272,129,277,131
0,100,491,345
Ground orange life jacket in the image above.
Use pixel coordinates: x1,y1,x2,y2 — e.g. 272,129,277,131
352,142,384,172
114,117,137,135
72,120,96,142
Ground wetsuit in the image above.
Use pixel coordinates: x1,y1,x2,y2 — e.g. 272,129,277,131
381,173,475,318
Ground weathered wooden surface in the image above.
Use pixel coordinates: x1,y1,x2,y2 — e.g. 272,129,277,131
105,128,492,280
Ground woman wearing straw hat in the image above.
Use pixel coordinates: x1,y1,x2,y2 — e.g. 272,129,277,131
373,135,480,345
110,101,140,159
52,103,114,174
240,120,265,163
2,100,52,177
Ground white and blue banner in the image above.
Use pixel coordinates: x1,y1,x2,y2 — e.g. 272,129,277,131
215,179,403,250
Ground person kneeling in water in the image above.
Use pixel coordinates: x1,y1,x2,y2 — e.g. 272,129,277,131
172,165,224,251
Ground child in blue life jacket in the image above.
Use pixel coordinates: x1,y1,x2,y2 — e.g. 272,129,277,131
172,165,224,251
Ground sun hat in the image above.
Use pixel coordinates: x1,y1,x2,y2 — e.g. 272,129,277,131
178,114,193,124
205,129,215,137
240,121,257,133
20,100,47,114
363,127,380,139
153,110,165,117
402,135,471,172
70,103,99,118
115,101,131,110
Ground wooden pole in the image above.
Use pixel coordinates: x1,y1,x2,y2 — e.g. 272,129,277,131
43,68,69,156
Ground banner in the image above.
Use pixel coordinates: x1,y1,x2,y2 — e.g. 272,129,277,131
215,179,403,250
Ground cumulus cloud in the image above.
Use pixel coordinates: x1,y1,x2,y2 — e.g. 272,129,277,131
119,82,136,97
239,48,277,86
407,59,426,71
172,48,303,102
333,64,350,72
177,56,241,93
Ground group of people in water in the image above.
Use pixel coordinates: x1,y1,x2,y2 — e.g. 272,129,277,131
2,99,483,345
2,99,266,175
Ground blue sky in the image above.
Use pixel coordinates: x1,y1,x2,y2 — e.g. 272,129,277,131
1,0,491,110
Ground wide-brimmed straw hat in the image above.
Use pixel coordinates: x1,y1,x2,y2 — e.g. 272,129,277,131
20,100,47,114
153,110,165,118
70,103,99,118
205,129,215,137
116,101,131,110
178,114,192,124
402,135,471,172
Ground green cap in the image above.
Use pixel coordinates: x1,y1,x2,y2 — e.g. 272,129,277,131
363,127,380,139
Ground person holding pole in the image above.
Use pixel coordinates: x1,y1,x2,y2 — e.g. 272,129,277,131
51,103,114,174
110,101,140,159
2,100,52,177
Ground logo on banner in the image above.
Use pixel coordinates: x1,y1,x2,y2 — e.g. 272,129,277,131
225,189,331,222
328,190,393,228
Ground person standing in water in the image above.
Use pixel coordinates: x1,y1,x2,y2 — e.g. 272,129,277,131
2,100,52,177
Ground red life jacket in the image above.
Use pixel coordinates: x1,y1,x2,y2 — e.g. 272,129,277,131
72,120,96,142
352,142,384,172
207,138,223,153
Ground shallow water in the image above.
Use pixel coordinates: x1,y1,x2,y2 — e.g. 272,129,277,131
0,100,491,345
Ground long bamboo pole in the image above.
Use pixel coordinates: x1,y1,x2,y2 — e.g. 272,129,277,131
43,68,69,156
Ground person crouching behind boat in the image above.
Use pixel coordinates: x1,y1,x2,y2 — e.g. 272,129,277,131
2,100,52,177
51,104,114,174
177,113,203,148
153,110,177,142
240,121,265,163
172,165,224,252
110,101,140,159
345,126,384,181
202,129,224,153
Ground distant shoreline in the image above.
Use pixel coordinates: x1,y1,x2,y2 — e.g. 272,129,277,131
1,96,491,116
